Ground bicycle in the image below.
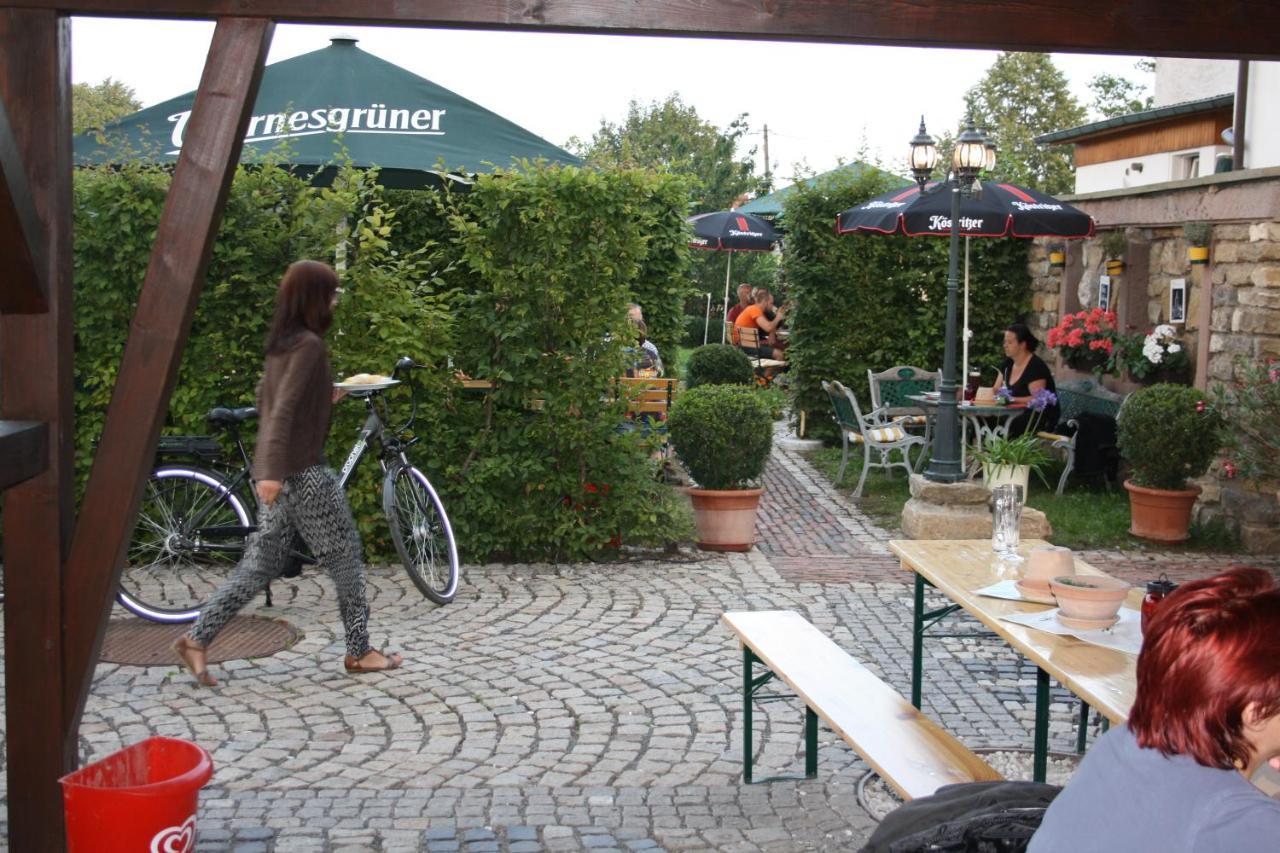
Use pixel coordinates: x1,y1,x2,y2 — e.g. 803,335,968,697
119,357,460,623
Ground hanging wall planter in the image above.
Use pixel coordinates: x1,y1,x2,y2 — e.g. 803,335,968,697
1184,221,1212,265
1101,230,1127,276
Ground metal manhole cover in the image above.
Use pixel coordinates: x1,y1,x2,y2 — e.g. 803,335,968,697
101,615,300,666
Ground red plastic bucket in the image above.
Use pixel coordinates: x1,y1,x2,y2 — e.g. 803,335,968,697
60,736,214,852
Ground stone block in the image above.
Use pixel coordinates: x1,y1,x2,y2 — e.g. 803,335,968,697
1212,241,1241,264
1232,306,1280,334
1249,222,1280,243
1222,485,1280,524
900,498,1050,540
1212,286,1238,306
1256,337,1280,359
1209,353,1235,381
1250,266,1280,288
908,474,990,505
1211,223,1247,241
1224,263,1258,286
1239,287,1280,309
1241,522,1280,555
1261,242,1280,262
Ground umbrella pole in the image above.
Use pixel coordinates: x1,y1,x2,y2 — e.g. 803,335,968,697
721,254,733,343
961,237,970,472
703,292,711,345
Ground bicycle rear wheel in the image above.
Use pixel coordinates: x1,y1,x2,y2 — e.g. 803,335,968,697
383,464,460,604
119,466,252,623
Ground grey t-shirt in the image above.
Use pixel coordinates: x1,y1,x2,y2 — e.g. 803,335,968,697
1031,725,1280,852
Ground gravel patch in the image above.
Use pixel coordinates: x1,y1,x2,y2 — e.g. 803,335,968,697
858,750,1081,821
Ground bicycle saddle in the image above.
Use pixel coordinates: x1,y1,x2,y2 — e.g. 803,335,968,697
207,406,258,428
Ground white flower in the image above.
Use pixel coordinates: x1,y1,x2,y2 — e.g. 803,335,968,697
1168,343,1181,354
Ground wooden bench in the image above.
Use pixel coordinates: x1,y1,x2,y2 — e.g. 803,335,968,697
1036,378,1127,494
618,376,677,419
722,610,1002,799
734,325,788,384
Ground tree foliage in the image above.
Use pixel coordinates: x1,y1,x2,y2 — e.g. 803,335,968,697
1088,60,1155,119
569,94,768,316
72,160,693,562
963,53,1086,194
72,78,141,135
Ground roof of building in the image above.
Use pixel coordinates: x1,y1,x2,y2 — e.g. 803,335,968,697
1035,93,1234,146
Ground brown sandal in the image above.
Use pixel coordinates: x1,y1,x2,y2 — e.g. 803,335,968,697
344,650,404,673
172,635,218,687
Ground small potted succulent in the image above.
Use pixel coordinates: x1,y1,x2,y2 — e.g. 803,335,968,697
1183,221,1212,265
667,384,773,551
1102,230,1127,275
1117,383,1224,541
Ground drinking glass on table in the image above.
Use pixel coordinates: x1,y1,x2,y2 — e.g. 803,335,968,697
991,484,1024,560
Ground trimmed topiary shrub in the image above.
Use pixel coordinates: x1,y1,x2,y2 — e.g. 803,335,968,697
1117,383,1224,490
668,384,772,489
685,343,753,388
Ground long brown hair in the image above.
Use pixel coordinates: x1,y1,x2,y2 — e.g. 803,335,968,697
265,261,339,354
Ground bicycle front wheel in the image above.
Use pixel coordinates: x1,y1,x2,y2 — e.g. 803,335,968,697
119,466,252,623
383,464,460,604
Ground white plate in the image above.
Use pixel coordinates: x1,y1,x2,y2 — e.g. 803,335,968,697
334,378,400,392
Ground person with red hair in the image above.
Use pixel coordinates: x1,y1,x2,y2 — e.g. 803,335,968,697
1031,567,1280,851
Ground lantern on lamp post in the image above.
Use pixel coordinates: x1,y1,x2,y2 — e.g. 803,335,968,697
910,115,996,483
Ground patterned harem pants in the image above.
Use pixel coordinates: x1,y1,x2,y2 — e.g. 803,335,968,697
189,465,371,658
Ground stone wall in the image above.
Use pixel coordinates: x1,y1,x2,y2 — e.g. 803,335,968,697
1025,170,1280,552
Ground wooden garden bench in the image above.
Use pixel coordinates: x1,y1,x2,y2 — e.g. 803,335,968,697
1036,378,1127,494
721,610,1002,799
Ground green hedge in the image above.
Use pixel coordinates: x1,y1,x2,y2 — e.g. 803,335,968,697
685,343,753,388
72,161,692,562
782,170,1031,442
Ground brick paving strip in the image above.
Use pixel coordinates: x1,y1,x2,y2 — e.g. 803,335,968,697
0,433,1274,851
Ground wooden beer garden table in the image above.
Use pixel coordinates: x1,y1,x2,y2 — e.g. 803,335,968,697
888,539,1140,781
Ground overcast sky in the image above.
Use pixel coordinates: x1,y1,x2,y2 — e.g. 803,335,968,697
71,18,1151,187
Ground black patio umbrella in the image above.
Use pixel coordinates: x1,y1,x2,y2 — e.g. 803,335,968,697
836,179,1095,239
688,211,780,342
836,179,1094,381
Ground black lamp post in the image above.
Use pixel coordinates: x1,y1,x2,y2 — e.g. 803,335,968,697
909,116,995,483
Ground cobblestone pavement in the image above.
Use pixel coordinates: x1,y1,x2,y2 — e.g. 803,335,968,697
2,437,1275,852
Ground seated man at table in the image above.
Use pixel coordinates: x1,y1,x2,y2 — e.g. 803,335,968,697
733,289,787,358
1030,567,1280,853
992,323,1058,435
631,318,663,376
726,283,754,325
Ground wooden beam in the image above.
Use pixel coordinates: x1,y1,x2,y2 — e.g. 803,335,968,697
0,10,75,851
8,0,1280,59
61,16,274,739
0,91,48,313
0,421,48,489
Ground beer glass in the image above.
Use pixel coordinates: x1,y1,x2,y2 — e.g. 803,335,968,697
991,484,1024,560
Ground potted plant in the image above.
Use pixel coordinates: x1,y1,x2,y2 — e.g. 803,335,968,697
1116,383,1224,542
1119,324,1191,385
1212,357,1280,503
1047,245,1066,269
974,388,1057,494
1184,221,1212,265
1102,230,1126,275
1046,308,1120,373
667,384,773,551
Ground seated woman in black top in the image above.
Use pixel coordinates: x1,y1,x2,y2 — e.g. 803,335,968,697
992,323,1059,435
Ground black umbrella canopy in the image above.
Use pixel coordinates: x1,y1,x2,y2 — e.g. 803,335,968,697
836,179,1095,239
74,37,580,189
689,210,780,251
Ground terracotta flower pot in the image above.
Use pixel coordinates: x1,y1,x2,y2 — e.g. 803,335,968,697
686,487,764,552
1124,479,1201,542
1049,575,1130,621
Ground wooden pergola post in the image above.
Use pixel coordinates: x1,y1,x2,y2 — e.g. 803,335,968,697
1,2,1279,849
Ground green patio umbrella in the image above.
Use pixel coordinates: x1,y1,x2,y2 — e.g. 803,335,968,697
74,37,580,188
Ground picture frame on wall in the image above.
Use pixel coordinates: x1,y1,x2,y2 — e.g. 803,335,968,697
1098,274,1112,312
1169,277,1187,324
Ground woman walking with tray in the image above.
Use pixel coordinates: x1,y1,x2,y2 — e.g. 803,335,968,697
173,260,403,686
